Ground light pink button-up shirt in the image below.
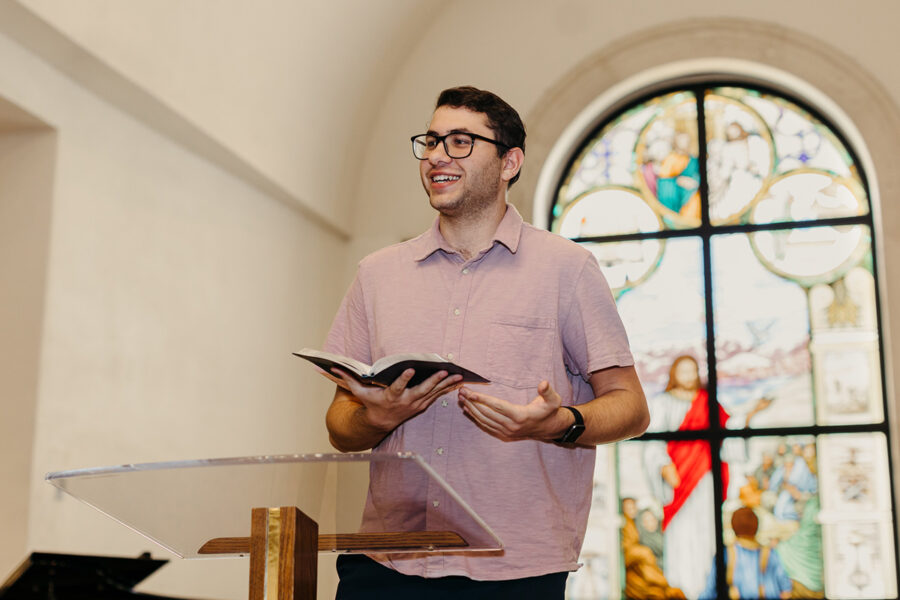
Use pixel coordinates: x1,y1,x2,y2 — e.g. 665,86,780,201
325,205,633,580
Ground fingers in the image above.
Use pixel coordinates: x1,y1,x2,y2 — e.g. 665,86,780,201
537,380,561,405
458,387,510,416
387,369,417,396
459,382,566,442
372,368,463,415
463,399,515,434
458,388,523,438
465,411,513,441
427,375,464,400
325,368,352,390
332,368,389,400
411,369,457,394
457,390,515,439
331,368,363,394
405,370,463,407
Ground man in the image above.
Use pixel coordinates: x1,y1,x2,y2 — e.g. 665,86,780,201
324,86,649,599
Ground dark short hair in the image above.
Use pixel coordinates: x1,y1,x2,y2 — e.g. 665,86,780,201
435,86,526,187
731,507,759,538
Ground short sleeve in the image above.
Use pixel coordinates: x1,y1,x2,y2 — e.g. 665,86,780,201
561,254,634,378
323,269,372,364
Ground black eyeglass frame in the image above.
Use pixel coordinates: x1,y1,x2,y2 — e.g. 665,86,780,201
410,131,511,160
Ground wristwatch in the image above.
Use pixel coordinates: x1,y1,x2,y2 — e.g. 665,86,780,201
554,405,586,444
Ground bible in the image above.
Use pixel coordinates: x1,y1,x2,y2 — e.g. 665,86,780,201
294,348,489,388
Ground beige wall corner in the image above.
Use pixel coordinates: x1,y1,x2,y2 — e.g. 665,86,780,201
0,99,55,581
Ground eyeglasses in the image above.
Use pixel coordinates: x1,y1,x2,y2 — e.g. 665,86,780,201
410,132,510,160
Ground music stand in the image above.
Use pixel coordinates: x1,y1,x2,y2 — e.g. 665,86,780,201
0,551,191,599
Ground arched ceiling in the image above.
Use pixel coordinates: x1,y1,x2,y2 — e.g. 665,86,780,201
13,0,444,230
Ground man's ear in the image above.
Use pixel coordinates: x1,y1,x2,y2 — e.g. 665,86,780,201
500,147,525,184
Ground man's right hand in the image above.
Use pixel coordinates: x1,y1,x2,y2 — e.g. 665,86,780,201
661,463,681,489
326,368,462,451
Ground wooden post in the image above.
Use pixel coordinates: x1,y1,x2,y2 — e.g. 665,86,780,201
193,508,466,598
248,507,318,600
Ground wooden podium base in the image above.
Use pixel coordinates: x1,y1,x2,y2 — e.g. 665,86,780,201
249,507,317,600
198,506,468,600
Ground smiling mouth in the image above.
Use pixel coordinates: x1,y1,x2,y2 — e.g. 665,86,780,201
431,175,461,183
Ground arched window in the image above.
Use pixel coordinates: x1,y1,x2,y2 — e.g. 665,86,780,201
552,83,898,600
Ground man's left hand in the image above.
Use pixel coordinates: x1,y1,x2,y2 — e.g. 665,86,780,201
458,381,566,441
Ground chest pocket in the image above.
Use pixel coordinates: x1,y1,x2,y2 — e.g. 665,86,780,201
486,315,556,389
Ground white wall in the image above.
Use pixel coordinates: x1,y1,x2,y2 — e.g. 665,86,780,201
0,19,347,600
15,0,443,232
0,109,55,579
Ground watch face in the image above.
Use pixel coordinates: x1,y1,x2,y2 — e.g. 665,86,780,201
561,423,586,443
555,406,586,443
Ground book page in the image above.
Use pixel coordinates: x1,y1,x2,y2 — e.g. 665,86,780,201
296,348,372,376
369,352,449,373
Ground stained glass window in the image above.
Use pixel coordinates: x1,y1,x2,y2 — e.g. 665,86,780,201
555,84,896,600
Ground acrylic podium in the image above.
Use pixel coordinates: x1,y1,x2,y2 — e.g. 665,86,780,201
46,453,502,599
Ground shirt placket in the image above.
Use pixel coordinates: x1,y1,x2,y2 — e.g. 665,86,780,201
425,257,476,575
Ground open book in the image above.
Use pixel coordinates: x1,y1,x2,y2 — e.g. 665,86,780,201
294,348,489,388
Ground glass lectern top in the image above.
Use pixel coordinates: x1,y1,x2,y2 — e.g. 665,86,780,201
46,453,502,559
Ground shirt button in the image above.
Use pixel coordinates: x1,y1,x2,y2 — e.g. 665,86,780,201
453,308,460,316
436,447,444,455
432,500,440,508
462,268,470,274
441,399,448,407
447,353,454,360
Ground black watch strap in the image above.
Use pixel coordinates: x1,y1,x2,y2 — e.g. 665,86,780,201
554,405,586,444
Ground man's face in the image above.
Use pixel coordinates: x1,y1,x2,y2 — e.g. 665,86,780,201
419,106,505,217
673,358,699,391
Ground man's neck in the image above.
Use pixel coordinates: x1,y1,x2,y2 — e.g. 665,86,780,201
438,201,508,261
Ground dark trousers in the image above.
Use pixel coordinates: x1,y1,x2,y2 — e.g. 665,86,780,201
335,554,568,600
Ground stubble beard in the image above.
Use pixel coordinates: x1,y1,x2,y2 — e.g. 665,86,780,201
429,164,504,222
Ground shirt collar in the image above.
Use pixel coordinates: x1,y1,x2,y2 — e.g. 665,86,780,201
411,204,524,262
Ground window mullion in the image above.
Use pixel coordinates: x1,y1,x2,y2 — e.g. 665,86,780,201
696,85,729,600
